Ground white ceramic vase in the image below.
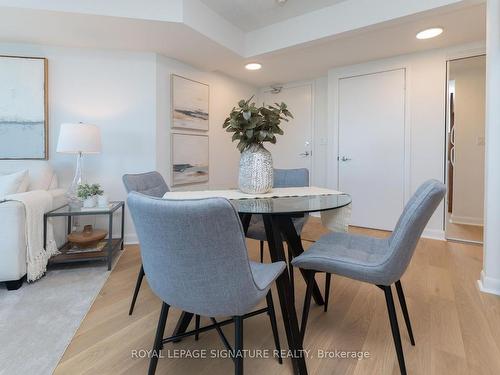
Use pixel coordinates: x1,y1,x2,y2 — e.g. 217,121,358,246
82,196,97,208
238,144,273,194
97,195,109,208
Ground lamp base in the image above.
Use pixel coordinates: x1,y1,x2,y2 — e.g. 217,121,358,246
67,152,84,208
66,191,82,209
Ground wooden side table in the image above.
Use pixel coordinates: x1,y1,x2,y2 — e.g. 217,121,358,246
44,201,125,270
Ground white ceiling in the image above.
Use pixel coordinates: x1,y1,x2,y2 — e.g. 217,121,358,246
200,0,349,31
0,0,486,86
231,3,486,85
0,7,242,72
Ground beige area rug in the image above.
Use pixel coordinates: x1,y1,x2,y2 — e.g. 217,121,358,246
0,260,117,375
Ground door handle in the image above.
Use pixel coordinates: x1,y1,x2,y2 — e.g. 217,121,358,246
299,141,312,157
338,156,352,162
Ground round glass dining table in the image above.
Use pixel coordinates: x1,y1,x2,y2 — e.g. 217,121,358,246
173,193,352,375
231,193,352,215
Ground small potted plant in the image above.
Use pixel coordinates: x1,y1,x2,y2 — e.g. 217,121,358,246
77,183,104,208
223,96,293,193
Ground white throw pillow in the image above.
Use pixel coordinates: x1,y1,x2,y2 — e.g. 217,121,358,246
48,173,58,190
0,169,29,198
18,171,30,192
0,161,55,190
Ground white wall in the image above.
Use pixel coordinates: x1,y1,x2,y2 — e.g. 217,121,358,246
0,43,157,243
312,77,329,188
0,43,256,244
479,0,500,295
256,78,329,189
321,43,485,238
155,55,257,191
449,56,486,225
254,43,484,238
2,40,487,243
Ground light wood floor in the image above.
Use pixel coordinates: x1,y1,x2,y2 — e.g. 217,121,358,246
446,214,484,243
55,218,500,375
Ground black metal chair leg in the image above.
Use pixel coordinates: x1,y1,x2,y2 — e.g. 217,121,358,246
395,281,415,346
381,285,407,375
260,241,264,263
129,264,145,315
234,316,244,375
266,291,283,364
195,314,201,341
324,273,332,313
287,247,295,303
300,271,315,342
148,302,170,375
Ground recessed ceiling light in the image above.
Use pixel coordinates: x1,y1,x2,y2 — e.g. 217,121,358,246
245,63,262,71
416,27,443,40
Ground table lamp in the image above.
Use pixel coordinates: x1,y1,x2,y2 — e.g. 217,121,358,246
57,123,101,205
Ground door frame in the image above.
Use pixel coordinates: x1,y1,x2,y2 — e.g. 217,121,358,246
444,48,486,243
327,63,411,210
260,80,315,182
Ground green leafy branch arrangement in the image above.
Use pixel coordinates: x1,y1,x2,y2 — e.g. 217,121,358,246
77,183,104,200
223,96,293,152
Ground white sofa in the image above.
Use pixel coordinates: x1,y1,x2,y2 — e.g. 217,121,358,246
0,161,66,290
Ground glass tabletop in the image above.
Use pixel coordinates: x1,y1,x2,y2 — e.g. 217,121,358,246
231,194,351,215
46,201,124,217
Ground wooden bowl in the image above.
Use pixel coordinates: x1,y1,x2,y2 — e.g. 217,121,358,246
68,225,108,248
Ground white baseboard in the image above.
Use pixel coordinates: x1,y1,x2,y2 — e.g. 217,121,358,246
124,233,138,245
478,270,500,296
422,228,446,241
449,214,483,226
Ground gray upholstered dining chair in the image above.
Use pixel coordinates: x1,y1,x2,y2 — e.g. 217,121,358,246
292,179,446,375
246,168,312,299
127,192,287,375
122,171,169,315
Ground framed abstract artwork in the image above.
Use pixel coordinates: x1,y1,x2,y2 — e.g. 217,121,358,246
0,55,48,159
171,74,209,131
171,133,209,186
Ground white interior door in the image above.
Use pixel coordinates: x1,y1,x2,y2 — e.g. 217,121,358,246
262,84,312,173
338,69,406,230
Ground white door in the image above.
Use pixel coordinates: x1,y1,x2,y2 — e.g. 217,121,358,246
338,69,406,230
262,84,313,172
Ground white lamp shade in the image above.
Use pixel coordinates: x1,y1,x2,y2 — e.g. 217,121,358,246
57,123,101,154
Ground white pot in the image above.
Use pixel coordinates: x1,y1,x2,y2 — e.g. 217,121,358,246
238,144,273,194
97,195,109,208
82,196,97,208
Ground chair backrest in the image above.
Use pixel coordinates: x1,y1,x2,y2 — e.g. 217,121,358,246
383,179,446,284
122,171,169,197
127,192,266,317
274,168,309,188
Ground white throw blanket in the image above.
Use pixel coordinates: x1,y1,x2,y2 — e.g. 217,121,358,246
4,190,59,281
163,187,352,231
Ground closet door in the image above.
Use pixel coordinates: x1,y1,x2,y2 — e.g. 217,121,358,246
338,69,406,230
